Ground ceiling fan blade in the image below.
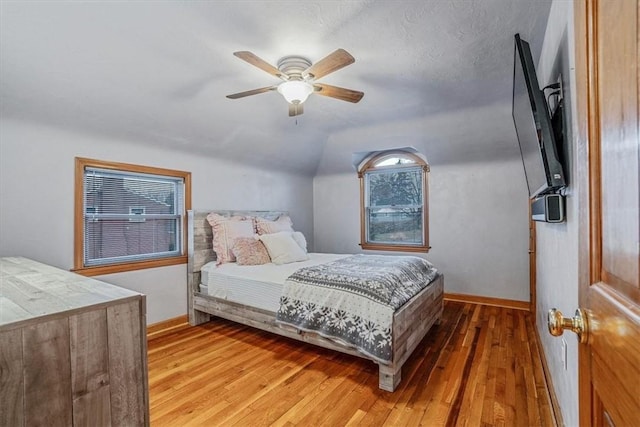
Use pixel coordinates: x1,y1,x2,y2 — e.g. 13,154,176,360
226,86,276,99
233,51,287,80
288,103,304,116
313,83,364,103
303,49,355,80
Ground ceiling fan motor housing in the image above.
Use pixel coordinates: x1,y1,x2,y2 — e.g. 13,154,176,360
277,56,312,79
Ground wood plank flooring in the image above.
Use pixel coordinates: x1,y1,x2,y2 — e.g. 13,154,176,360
148,301,555,426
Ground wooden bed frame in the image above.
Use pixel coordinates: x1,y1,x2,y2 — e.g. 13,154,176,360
187,210,444,392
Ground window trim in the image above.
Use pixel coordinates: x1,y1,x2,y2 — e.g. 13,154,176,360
73,157,192,276
358,151,430,252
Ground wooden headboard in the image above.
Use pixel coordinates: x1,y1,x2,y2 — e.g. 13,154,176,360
187,210,287,294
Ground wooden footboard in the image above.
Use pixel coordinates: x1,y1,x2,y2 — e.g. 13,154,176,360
383,273,444,391
192,293,367,358
187,210,444,392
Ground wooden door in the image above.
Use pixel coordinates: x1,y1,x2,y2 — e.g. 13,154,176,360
575,0,640,425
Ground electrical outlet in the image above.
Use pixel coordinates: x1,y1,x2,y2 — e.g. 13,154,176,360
561,338,568,370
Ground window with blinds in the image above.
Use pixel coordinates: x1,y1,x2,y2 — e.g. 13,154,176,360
358,151,430,252
365,166,424,246
74,158,191,275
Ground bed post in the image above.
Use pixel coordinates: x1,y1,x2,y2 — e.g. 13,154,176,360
379,364,402,392
188,284,210,326
187,210,211,326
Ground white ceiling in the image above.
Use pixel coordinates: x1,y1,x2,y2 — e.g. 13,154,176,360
0,0,551,175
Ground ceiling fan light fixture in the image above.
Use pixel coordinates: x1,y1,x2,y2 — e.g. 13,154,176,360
227,49,362,116
277,80,314,104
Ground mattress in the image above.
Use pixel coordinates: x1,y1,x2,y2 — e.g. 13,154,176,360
199,253,349,312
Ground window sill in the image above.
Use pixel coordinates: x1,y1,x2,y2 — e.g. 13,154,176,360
72,255,187,277
360,243,431,253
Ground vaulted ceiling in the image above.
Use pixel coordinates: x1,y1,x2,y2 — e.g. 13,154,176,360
0,0,552,175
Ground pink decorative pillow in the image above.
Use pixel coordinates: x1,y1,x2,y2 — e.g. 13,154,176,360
256,215,294,235
232,237,271,266
206,213,255,264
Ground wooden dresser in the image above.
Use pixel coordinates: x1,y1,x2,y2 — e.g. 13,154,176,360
0,257,149,426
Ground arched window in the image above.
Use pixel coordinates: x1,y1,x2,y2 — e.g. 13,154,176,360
358,150,430,252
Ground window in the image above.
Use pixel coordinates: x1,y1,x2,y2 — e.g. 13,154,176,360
74,158,191,276
359,150,430,252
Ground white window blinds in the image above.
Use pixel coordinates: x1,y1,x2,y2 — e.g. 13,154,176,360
83,167,184,267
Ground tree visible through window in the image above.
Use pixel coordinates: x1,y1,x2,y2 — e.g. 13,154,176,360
359,151,429,252
74,158,191,276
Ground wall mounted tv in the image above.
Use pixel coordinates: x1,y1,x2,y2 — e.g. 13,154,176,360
512,33,566,198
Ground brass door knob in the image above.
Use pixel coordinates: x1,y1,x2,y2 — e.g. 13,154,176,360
548,308,589,344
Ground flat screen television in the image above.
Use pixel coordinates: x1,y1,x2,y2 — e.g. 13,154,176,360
512,33,566,198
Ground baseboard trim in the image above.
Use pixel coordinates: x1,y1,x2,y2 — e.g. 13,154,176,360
147,315,189,341
444,293,530,311
534,327,564,427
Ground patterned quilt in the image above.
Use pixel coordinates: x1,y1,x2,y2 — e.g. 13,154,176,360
275,254,438,363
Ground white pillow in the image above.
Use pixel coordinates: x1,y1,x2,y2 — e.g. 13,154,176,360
291,231,307,252
259,232,309,265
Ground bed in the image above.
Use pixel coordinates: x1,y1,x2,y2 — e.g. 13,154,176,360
187,210,444,391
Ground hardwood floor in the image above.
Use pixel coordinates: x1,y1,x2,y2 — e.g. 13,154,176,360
148,301,555,426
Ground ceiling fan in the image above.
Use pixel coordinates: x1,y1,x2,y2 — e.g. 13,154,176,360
226,49,364,117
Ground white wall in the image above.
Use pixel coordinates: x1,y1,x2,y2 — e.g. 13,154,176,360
535,1,579,425
0,118,314,324
313,105,531,302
